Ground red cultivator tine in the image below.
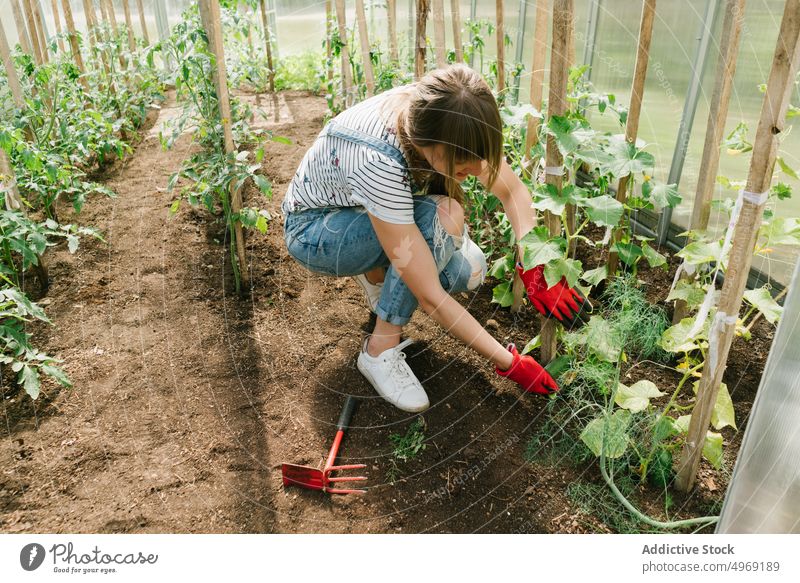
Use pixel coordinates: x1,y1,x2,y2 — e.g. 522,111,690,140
281,396,367,495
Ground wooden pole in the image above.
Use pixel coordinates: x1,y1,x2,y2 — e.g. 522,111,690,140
513,0,550,313
259,0,275,93
82,0,97,52
33,0,49,62
355,0,376,95
388,0,399,62
60,0,88,89
50,0,66,53
0,20,26,109
122,0,136,52
432,0,446,68
334,0,354,105
22,0,44,64
496,0,505,93
606,0,656,276
105,0,119,32
325,0,334,86
415,0,429,79
136,0,149,45
539,0,572,363
198,0,250,291
11,0,33,55
450,0,463,63
673,0,745,324
676,0,800,492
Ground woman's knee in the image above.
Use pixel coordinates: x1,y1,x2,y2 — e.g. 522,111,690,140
435,196,465,239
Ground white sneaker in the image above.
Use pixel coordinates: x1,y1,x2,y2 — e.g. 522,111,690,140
357,337,429,412
352,273,383,313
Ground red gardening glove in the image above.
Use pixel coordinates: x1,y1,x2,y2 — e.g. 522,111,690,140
495,344,558,395
517,263,591,329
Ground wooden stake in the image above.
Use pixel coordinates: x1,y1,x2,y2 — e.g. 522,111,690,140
606,0,656,276
122,0,136,52
388,0,399,63
450,0,463,62
334,0,354,106
136,0,149,45
676,0,800,492
105,0,119,32
259,0,275,93
23,0,44,64
355,0,376,95
0,19,26,109
432,0,446,68
199,0,250,291
50,0,66,53
60,0,89,89
325,0,334,86
415,0,429,79
496,0,505,93
33,0,49,62
82,0,97,51
11,0,33,55
539,0,572,363
513,0,550,313
673,0,745,324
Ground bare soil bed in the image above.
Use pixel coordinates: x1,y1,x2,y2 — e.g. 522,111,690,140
0,92,772,533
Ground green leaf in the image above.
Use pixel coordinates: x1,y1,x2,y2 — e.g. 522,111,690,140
603,139,655,177
641,240,667,268
743,286,783,324
723,122,752,155
67,234,79,254
652,416,679,444
703,431,724,469
777,156,798,180
614,380,664,413
253,174,272,195
521,334,541,355
170,199,181,214
585,315,621,362
759,217,800,247
676,240,723,265
544,354,572,378
519,227,563,270
641,180,681,210
20,365,40,400
543,258,582,288
492,281,514,307
648,448,674,489
611,242,643,266
666,280,707,309
582,195,624,228
712,382,736,430
531,183,571,215
661,317,706,353
40,364,72,388
580,409,631,459
488,254,515,279
581,265,608,287
500,103,542,127
546,115,595,155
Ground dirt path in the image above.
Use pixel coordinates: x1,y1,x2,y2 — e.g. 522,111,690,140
0,92,761,534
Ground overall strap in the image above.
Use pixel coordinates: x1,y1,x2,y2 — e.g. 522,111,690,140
321,121,408,168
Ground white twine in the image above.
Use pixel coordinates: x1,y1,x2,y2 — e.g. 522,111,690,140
545,166,565,176
742,189,769,205
708,311,738,373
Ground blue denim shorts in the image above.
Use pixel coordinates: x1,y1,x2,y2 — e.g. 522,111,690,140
283,195,486,326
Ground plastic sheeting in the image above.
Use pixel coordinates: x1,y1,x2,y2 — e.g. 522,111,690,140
717,260,800,533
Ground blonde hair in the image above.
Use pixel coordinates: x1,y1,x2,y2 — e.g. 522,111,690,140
396,64,503,205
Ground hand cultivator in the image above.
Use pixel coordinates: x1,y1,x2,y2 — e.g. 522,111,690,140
281,396,367,495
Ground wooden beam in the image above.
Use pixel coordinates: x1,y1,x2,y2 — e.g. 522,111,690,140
22,0,44,64
388,0,399,63
0,18,26,109
11,0,33,55
136,0,149,45
259,0,275,93
450,0,462,62
514,0,550,313
60,0,89,90
606,0,656,276
432,0,446,68
355,0,376,95
539,0,572,363
122,0,136,52
415,0,429,79
496,0,505,92
50,0,66,53
33,0,49,62
676,0,800,493
334,0,354,106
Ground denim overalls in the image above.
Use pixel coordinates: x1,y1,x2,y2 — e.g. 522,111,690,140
282,120,485,326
